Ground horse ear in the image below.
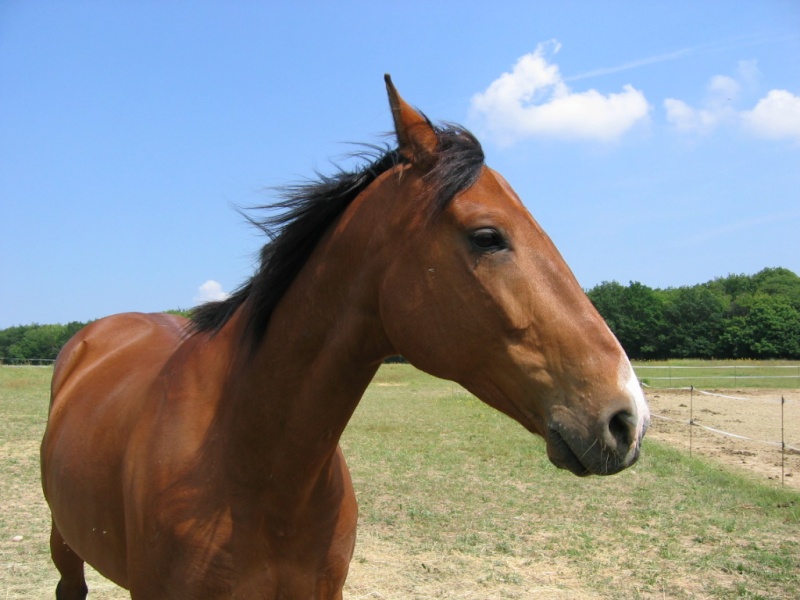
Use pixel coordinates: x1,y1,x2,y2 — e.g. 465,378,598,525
384,74,438,165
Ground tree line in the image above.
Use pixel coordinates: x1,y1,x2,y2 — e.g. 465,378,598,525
587,267,800,360
2,268,799,362
0,310,191,364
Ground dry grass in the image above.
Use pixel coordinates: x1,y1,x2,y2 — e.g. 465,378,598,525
2,365,799,599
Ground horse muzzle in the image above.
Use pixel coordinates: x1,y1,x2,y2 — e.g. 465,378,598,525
545,408,649,476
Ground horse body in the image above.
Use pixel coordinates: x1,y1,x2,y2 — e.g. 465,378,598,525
45,308,362,597
41,77,649,599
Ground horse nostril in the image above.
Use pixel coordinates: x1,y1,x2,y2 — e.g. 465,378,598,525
607,410,635,450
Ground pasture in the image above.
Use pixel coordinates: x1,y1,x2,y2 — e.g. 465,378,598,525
634,360,800,389
2,365,799,599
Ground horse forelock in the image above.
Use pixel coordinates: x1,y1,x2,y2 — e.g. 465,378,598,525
190,124,485,350
426,124,485,213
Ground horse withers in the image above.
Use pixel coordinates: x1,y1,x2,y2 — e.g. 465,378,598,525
41,75,648,599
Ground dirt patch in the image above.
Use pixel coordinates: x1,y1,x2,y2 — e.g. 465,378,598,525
645,387,800,489
344,530,600,600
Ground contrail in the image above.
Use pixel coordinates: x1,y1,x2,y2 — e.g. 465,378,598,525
566,32,799,82
565,48,694,82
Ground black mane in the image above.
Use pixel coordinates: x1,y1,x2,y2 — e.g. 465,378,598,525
190,123,484,350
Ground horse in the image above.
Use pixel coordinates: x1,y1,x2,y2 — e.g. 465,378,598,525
41,75,649,599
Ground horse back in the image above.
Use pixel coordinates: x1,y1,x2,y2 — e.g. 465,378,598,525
50,312,186,405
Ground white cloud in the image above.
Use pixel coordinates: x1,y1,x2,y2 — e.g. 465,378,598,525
664,60,800,142
664,73,740,134
664,98,735,134
194,280,230,304
741,89,800,141
707,75,741,102
469,41,650,145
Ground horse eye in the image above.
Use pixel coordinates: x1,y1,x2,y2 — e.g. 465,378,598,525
469,228,508,252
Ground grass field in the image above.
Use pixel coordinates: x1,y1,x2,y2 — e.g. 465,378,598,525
2,365,799,598
633,360,800,389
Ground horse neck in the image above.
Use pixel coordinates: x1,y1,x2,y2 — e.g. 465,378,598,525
215,182,398,494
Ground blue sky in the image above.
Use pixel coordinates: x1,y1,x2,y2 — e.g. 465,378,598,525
2,2,799,328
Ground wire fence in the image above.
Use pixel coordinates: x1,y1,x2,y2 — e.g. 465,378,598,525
0,358,56,366
634,364,800,388
643,383,799,486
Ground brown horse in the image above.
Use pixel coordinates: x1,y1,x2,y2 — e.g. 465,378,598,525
41,76,648,599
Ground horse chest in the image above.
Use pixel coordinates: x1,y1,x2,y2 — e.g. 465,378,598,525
131,483,355,598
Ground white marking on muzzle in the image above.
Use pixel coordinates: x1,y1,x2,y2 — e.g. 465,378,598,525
619,362,650,458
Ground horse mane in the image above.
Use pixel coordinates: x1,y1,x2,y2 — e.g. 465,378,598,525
190,122,484,350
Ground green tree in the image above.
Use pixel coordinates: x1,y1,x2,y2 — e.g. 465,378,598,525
752,267,800,309
661,286,726,358
0,321,87,362
708,272,755,302
588,281,666,359
8,324,67,360
719,294,800,359
0,325,31,360
586,281,626,332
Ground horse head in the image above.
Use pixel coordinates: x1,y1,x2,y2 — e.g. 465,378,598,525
377,76,649,476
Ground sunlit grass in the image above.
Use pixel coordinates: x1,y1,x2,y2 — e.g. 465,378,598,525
2,364,799,599
344,365,800,598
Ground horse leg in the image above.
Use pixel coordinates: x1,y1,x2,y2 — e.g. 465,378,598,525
49,521,88,600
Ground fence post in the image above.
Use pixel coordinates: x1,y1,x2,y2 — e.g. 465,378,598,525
689,385,694,458
781,395,785,486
